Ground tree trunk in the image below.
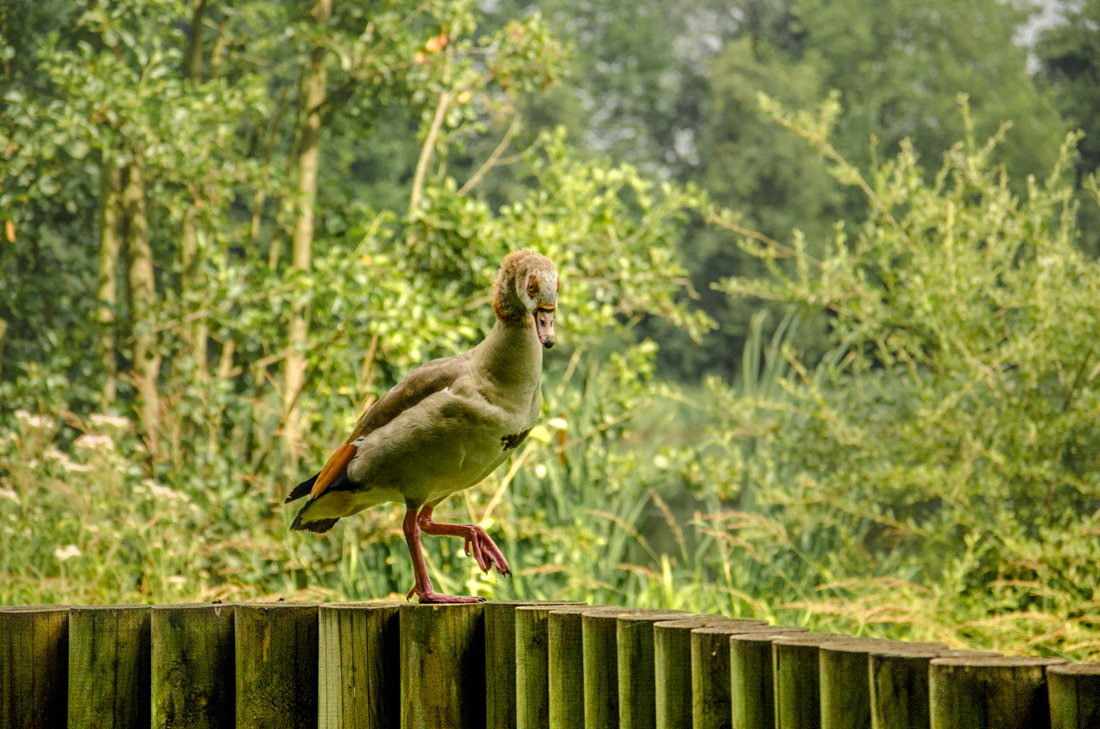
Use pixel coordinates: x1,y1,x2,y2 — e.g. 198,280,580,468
97,162,123,406
0,318,6,381
180,202,208,379
281,0,330,473
123,160,161,457
186,0,206,81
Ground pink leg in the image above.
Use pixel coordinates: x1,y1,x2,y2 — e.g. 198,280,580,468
402,504,483,604
417,504,511,577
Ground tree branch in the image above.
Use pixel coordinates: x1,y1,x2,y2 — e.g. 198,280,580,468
458,112,521,196
409,89,453,218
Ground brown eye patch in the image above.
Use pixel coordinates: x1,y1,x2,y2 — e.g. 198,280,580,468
527,273,540,298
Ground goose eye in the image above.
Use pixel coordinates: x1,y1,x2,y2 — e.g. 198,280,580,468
527,273,540,299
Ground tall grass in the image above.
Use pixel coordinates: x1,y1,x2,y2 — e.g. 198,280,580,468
2,306,1098,660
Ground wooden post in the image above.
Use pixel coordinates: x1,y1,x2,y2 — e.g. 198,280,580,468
929,655,1067,729
485,601,526,729
509,603,585,729
868,645,944,729
1048,663,1100,729
653,617,758,729
771,632,846,729
868,647,995,729
318,602,401,729
725,626,812,729
400,602,485,729
235,602,319,729
819,638,934,729
548,606,620,729
582,607,629,729
150,603,235,729
689,623,797,729
485,601,582,729
582,607,683,729
0,607,69,729
616,610,693,729
68,605,152,729
516,605,561,729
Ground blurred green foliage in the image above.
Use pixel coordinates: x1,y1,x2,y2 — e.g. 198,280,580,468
2,0,1099,662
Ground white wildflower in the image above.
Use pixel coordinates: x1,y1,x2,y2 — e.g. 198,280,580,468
89,414,132,430
0,488,18,504
74,433,114,452
43,447,70,464
14,410,52,430
54,544,82,561
535,463,548,479
143,479,191,503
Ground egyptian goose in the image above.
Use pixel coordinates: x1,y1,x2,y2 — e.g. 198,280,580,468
285,250,559,603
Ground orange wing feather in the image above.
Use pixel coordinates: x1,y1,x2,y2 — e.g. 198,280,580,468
309,442,359,500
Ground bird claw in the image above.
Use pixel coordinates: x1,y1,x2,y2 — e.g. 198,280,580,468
466,527,510,576
407,587,486,604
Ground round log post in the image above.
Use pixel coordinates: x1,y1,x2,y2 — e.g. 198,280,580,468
486,601,582,729
653,617,763,729
868,645,944,729
819,638,936,729
616,610,693,729
0,606,69,729
68,605,152,729
150,603,235,729
689,624,800,729
868,647,995,729
318,602,401,729
582,607,635,729
234,602,319,729
548,606,621,729
515,603,585,729
1048,663,1100,729
771,632,847,729
400,602,485,729
929,655,1067,729
727,627,812,729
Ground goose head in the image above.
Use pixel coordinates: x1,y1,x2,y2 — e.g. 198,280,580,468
493,250,559,349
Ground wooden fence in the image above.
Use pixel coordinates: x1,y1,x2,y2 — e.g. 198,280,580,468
1,601,1098,729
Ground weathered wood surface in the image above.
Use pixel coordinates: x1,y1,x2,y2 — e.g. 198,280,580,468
727,627,810,729
582,608,687,729
317,602,400,729
234,602,319,729
690,622,788,729
1047,663,1100,729
515,605,561,729
400,602,485,729
150,603,235,729
868,647,999,729
0,601,1094,729
819,638,945,729
548,606,622,729
653,617,744,729
485,601,581,729
929,655,1068,729
0,606,69,729
616,610,692,729
771,632,847,729
68,605,152,729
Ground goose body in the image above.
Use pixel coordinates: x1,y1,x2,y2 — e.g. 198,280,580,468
285,250,558,603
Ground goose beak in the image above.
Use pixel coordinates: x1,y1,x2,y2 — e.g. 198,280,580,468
534,306,556,348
